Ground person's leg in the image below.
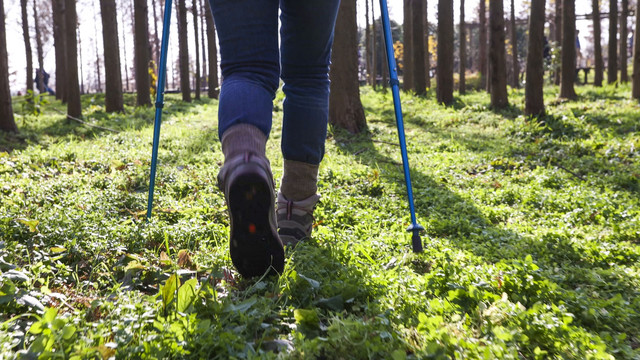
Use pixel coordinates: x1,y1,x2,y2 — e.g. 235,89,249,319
210,0,284,276
277,0,340,245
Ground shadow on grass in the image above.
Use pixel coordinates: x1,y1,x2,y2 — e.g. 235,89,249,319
331,127,640,351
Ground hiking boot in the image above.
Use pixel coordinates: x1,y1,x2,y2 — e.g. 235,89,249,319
276,192,321,246
218,152,285,277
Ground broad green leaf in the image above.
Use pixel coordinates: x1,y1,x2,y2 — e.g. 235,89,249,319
62,325,76,340
224,297,257,313
177,278,198,313
162,274,179,309
314,295,344,312
293,309,319,328
50,246,67,253
3,270,29,283
17,218,39,232
298,274,320,289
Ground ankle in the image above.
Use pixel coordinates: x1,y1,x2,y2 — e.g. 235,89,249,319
280,159,319,201
221,124,268,161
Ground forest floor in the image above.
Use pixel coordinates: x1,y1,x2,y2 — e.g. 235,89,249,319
0,85,639,359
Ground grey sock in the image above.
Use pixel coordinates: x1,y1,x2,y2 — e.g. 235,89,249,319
221,124,267,161
280,159,319,201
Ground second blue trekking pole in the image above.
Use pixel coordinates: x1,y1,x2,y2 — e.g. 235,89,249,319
147,0,174,220
378,0,424,252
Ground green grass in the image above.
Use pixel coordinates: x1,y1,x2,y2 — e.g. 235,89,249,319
1,84,639,359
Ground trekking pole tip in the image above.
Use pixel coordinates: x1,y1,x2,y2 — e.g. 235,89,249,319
407,224,425,253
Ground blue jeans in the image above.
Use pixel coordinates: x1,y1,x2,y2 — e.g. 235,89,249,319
209,0,340,165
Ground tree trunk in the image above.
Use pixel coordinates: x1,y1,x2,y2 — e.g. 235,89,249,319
329,0,366,133
620,0,628,82
204,0,218,99
592,0,603,86
177,0,191,102
152,0,161,65
410,0,426,94
403,0,413,90
608,0,618,84
525,0,546,116
489,0,508,107
554,0,562,85
371,0,377,89
437,0,454,104
192,0,201,100
479,0,487,90
632,0,640,99
100,0,124,112
33,0,45,93
120,5,130,92
199,0,207,85
560,0,576,99
78,29,85,94
65,0,82,117
365,0,372,86
424,0,430,88
134,0,151,106
459,0,466,94
21,0,34,95
0,0,17,133
510,0,519,88
52,0,67,101
93,2,102,93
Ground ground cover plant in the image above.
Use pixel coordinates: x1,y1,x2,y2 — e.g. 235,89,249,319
0,85,639,359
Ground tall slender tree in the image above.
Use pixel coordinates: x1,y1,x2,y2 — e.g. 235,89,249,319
489,0,508,107
371,0,377,89
510,0,519,88
459,0,466,94
479,0,488,89
134,0,151,106
608,0,618,84
437,0,454,104
204,0,218,98
152,0,161,65
199,0,207,84
365,0,372,86
33,0,45,93
192,0,201,100
100,0,124,112
120,4,130,92
52,0,67,101
554,0,562,85
65,0,82,117
177,0,191,102
560,0,576,99
620,0,628,82
525,0,546,116
329,0,366,133
592,0,604,86
92,1,102,93
403,0,413,90
410,0,426,94
21,0,34,95
424,0,430,88
0,0,17,133
632,0,640,99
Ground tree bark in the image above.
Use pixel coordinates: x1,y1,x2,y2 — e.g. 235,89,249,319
192,0,201,99
560,0,576,99
152,0,161,65
592,0,603,86
424,0,430,88
92,1,103,93
459,0,466,94
632,0,640,99
33,0,45,93
177,0,191,102
329,0,366,133
100,0,124,112
0,0,17,133
120,5,130,92
204,0,218,99
437,0,454,104
365,0,372,86
525,0,546,116
608,0,618,84
510,0,519,88
554,0,562,85
403,0,413,90
65,0,82,117
134,0,151,106
371,0,377,89
479,0,487,89
21,0,34,95
620,0,628,82
199,0,207,85
411,0,426,94
489,0,508,107
52,0,67,101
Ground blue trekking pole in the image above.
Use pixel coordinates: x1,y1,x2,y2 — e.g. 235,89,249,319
378,0,424,252
147,0,173,220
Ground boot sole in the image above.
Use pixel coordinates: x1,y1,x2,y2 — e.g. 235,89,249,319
227,164,284,277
